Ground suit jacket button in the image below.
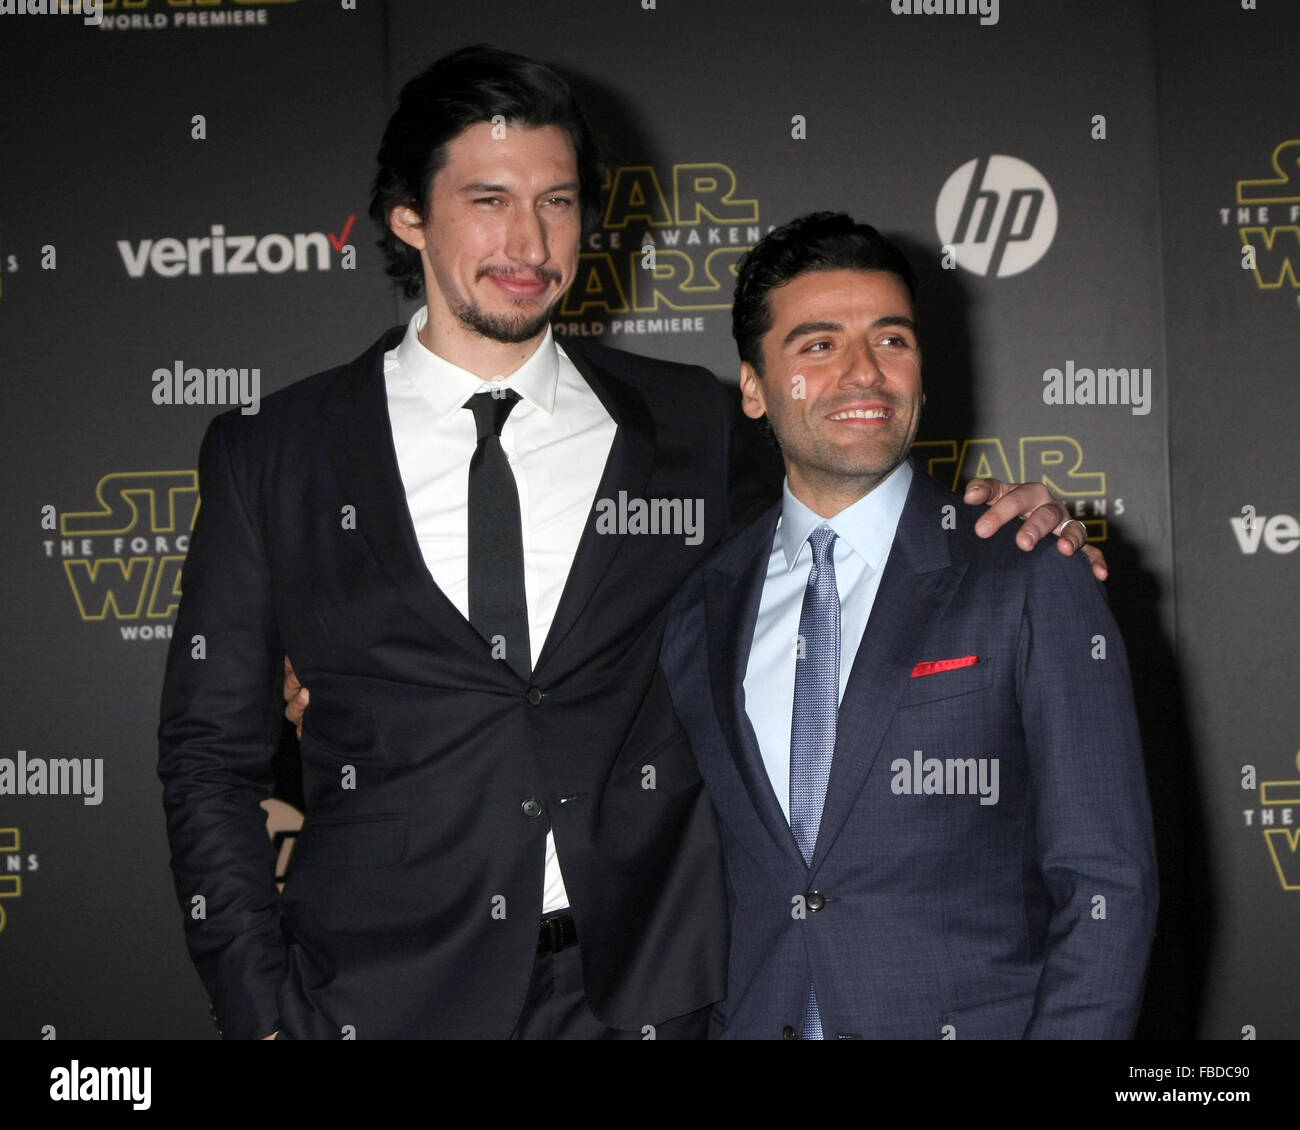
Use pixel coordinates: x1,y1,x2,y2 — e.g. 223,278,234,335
806,890,826,912
782,1025,797,1040
521,797,543,818
525,686,544,706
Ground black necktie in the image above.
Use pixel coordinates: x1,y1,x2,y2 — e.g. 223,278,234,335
464,390,530,678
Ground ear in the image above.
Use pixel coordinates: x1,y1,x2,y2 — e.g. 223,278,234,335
389,203,427,251
739,361,768,420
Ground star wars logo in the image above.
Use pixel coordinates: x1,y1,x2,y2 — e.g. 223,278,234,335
1221,140,1300,310
42,471,198,641
95,0,298,32
914,435,1119,542
1241,753,1300,892
555,162,771,339
0,828,40,934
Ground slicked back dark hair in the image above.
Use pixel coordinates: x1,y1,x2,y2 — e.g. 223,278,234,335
369,44,605,299
732,211,919,374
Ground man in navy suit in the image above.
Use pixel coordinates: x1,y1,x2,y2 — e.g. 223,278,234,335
659,212,1158,1040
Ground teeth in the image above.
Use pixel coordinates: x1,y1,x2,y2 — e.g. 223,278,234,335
830,408,889,420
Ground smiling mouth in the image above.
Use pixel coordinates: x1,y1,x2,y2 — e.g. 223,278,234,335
480,267,559,299
827,407,892,421
486,275,551,298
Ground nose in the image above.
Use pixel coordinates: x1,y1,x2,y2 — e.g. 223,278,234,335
505,205,548,267
839,337,886,389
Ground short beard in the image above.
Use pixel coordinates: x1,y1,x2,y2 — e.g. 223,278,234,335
447,266,563,344
450,298,554,344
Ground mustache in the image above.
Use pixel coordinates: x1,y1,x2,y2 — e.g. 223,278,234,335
476,265,563,286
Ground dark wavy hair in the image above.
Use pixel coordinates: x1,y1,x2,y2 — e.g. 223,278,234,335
731,211,919,374
369,45,605,299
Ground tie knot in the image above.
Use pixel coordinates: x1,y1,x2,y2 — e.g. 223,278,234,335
464,388,521,442
808,525,837,565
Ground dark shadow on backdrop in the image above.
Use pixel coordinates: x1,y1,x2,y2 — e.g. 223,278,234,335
904,236,1205,1038
1102,530,1206,1039
899,236,1204,1037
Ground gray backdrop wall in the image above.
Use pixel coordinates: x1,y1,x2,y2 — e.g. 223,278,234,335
0,0,1295,1041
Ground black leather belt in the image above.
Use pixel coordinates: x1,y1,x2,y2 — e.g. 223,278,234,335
537,912,579,957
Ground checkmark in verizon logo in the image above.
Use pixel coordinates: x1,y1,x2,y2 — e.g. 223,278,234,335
328,213,356,252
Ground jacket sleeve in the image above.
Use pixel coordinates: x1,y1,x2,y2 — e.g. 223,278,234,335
1018,547,1159,1038
158,412,286,1040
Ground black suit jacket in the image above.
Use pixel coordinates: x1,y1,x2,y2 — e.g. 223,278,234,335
158,328,738,1039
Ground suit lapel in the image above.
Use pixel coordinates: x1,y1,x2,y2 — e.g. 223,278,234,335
705,505,808,869
532,343,656,674
808,464,967,875
320,328,498,667
319,333,661,682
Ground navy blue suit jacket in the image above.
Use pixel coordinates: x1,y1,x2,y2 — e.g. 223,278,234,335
660,459,1158,1039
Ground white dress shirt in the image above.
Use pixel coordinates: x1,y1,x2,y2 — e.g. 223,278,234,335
742,461,913,822
383,306,617,913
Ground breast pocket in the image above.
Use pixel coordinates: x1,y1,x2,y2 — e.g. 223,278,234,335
900,656,995,707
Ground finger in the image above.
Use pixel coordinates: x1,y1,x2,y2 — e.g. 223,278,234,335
284,687,308,728
1052,518,1088,554
1051,521,1111,580
963,478,998,505
1081,543,1109,582
1017,497,1068,546
974,482,1054,538
283,655,301,702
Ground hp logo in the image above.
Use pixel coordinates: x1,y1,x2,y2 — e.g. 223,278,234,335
936,155,1058,277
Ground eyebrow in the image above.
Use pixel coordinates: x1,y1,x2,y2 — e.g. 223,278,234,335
782,315,916,346
459,181,582,195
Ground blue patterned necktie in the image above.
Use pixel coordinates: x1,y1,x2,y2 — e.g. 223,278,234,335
789,525,840,1040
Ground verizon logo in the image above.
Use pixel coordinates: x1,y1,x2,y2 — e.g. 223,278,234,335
116,214,356,278
1230,511,1299,555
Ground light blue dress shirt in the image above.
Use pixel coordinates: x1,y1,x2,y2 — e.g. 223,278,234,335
742,461,913,822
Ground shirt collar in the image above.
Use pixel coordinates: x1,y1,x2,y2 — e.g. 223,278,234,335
393,305,561,419
778,460,914,571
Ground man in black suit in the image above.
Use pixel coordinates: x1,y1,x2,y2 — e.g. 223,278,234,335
159,46,1093,1040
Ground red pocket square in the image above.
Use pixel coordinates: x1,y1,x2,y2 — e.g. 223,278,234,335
911,655,979,678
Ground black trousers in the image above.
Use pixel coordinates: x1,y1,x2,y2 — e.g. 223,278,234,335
509,941,710,1040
